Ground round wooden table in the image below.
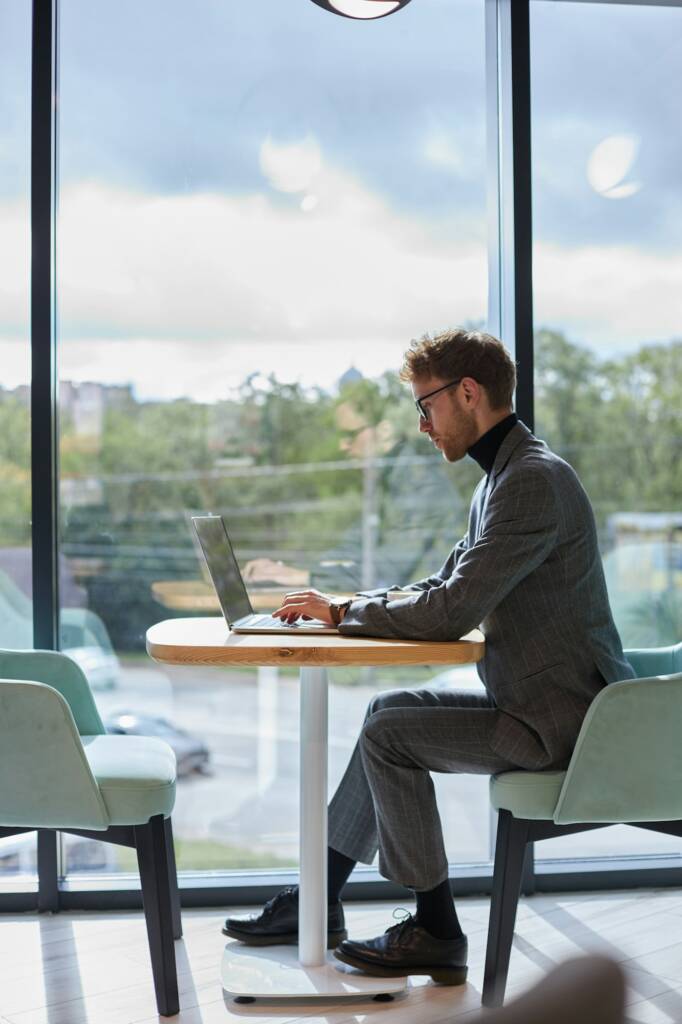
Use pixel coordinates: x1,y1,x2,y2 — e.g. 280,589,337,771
147,616,485,1002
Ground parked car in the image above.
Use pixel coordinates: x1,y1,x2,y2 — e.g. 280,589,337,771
0,563,120,692
63,642,120,692
0,832,118,874
104,712,210,777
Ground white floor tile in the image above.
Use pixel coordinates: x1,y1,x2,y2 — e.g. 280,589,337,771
2,891,682,1024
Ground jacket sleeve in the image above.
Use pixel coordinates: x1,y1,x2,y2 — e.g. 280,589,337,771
339,469,557,641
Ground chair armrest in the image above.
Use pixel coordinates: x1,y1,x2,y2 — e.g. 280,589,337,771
0,649,105,735
553,671,682,824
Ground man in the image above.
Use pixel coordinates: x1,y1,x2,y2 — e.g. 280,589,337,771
223,328,634,985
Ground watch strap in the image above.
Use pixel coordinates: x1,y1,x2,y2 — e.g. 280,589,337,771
330,599,352,626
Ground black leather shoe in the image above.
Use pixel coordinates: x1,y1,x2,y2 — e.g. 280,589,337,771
333,913,468,985
222,886,347,948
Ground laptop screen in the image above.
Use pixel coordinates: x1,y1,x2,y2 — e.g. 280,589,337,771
191,516,253,625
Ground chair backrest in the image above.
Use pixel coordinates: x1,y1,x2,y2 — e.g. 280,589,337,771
0,649,105,735
0,679,109,829
553,642,682,825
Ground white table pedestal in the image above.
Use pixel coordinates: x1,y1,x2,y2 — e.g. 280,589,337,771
221,667,406,1001
221,945,407,1000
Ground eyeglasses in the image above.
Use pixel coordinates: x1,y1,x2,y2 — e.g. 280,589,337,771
414,379,462,421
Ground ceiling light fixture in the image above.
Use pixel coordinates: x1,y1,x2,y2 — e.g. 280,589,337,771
309,0,413,21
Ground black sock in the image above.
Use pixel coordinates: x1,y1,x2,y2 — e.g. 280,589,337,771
415,879,463,940
328,846,356,903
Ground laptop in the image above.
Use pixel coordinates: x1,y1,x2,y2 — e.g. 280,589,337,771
191,515,340,634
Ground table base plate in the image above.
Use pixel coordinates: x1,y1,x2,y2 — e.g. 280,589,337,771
222,944,407,1000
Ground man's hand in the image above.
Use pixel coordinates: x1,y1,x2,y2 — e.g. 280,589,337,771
273,589,344,626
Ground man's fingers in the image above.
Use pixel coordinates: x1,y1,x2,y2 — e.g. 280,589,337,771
274,595,327,625
273,600,310,619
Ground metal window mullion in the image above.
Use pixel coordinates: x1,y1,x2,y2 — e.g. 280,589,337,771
485,0,534,431
485,0,535,887
31,0,60,912
31,0,59,650
485,0,503,344
509,0,534,431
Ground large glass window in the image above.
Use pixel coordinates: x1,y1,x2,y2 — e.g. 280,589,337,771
57,0,489,880
531,0,682,865
0,1,36,889
5,0,680,902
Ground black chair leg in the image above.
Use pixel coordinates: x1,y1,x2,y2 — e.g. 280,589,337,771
164,816,183,939
482,810,531,1008
135,815,179,1017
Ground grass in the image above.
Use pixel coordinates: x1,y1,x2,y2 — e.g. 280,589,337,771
115,837,296,873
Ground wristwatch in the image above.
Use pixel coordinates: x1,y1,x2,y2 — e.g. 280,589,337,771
329,598,353,626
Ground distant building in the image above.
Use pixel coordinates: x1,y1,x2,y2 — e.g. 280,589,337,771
0,384,30,407
607,512,682,546
338,365,363,390
59,381,134,438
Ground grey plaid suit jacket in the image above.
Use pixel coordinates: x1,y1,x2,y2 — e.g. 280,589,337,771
339,421,634,770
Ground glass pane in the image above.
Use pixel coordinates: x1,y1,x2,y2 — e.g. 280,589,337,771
531,1,682,862
0,0,36,889
0,830,39,893
57,0,488,877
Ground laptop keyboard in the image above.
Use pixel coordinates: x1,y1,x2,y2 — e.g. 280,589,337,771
246,614,322,629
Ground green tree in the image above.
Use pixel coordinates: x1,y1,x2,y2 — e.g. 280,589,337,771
0,397,31,545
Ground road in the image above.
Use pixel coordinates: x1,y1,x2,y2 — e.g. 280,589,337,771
93,660,680,873
96,660,495,868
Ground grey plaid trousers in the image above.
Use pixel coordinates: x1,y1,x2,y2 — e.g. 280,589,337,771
327,686,519,892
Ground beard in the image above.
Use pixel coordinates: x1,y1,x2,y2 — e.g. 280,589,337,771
436,403,478,463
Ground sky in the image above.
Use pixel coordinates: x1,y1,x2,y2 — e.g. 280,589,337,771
1,0,681,401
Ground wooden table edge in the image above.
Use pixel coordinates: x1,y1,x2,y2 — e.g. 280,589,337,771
146,619,485,668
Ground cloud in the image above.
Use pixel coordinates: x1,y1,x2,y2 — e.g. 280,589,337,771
58,337,407,401
0,165,487,346
423,132,464,173
1,162,681,400
534,240,682,346
259,135,322,194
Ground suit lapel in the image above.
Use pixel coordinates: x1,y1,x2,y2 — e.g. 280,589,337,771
469,476,488,545
490,421,533,482
477,421,533,530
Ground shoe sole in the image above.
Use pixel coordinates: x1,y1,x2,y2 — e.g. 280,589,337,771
333,947,467,986
222,927,348,950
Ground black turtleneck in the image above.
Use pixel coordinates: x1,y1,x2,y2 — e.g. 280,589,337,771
467,413,518,475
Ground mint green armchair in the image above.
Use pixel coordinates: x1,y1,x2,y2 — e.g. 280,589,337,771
483,644,682,1008
0,649,182,1017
